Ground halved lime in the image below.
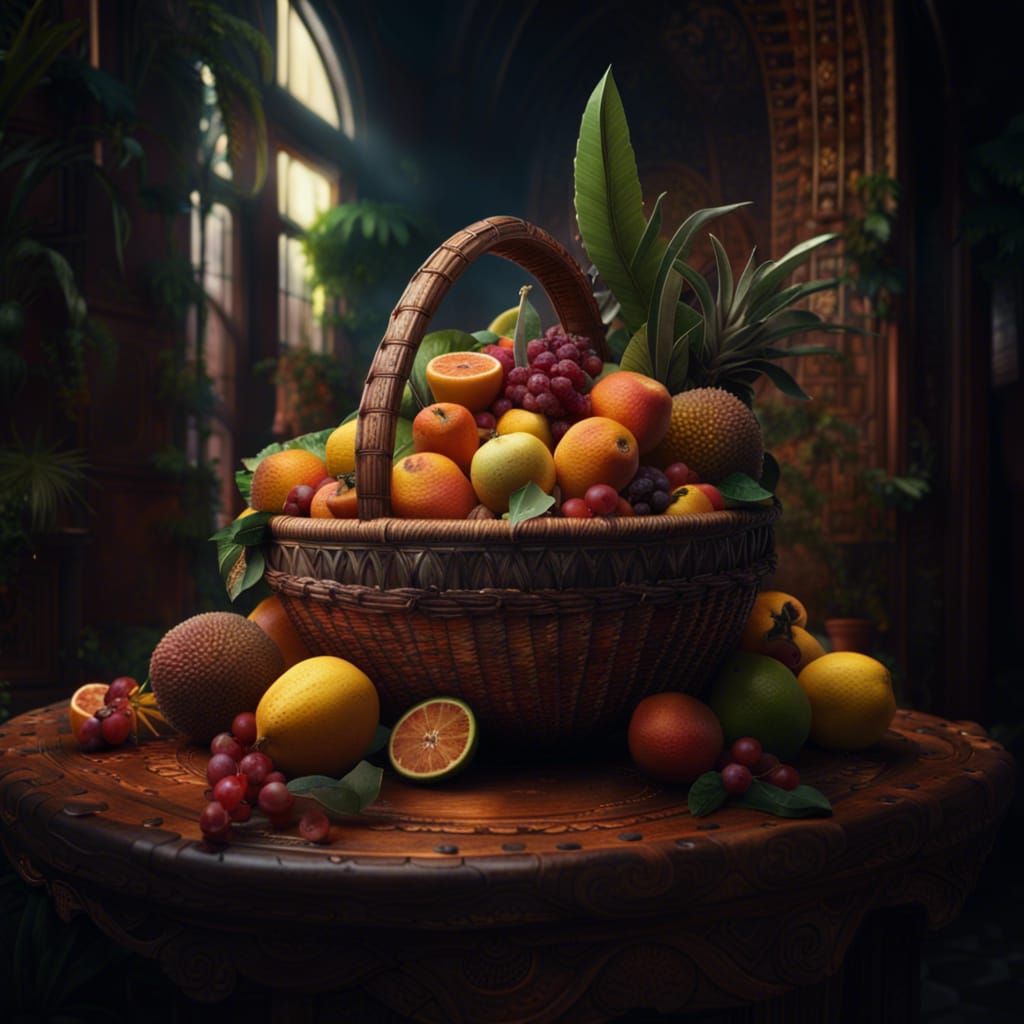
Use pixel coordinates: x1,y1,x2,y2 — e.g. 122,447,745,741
486,306,520,337
387,697,478,783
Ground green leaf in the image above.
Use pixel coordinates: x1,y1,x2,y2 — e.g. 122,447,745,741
710,234,733,335
286,775,341,795
759,451,781,493
365,724,391,756
735,780,832,818
863,212,891,242
747,234,840,310
235,467,252,503
341,760,385,806
629,190,667,278
727,247,760,326
605,325,631,359
229,548,265,601
288,760,383,820
745,359,812,400
511,285,538,368
229,510,273,547
573,67,662,332
687,771,729,817
506,481,556,524
472,330,500,346
392,416,414,463
717,473,774,505
666,323,700,394
408,329,479,407
619,325,653,377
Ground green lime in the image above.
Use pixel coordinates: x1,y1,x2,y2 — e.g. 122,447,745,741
387,697,478,783
704,651,811,761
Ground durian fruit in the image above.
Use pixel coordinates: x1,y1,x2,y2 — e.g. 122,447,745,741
648,386,763,483
150,612,283,742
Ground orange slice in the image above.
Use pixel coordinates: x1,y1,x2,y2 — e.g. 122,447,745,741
424,352,504,412
387,697,478,783
70,682,109,735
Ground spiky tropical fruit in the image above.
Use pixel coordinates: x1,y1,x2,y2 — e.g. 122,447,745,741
150,612,283,742
649,387,763,483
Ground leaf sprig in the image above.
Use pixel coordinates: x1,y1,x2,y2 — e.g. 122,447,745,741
687,770,832,819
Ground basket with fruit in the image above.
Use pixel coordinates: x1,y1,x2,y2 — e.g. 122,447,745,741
231,70,854,748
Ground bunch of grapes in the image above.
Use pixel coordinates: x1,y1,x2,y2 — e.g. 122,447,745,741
492,327,602,444
620,466,673,516
717,736,800,795
200,711,330,844
77,676,140,751
561,483,630,518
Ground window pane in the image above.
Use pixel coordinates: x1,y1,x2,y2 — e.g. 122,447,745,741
276,0,346,131
276,150,332,230
278,233,324,353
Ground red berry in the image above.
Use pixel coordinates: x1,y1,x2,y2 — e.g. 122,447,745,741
490,398,513,419
753,753,780,777
230,712,258,747
283,483,315,516
560,498,593,518
264,771,287,786
474,411,496,431
767,765,800,790
532,351,557,373
210,731,245,761
207,752,239,786
507,366,530,387
239,751,274,786
534,391,562,417
212,774,247,812
105,676,139,703
257,780,294,815
77,716,104,751
527,373,551,395
526,339,548,362
229,801,252,823
664,463,700,489
550,419,572,443
583,354,604,377
298,809,331,843
730,737,763,768
584,484,619,516
521,391,539,412
721,763,753,794
100,709,133,746
555,343,579,362
199,801,231,841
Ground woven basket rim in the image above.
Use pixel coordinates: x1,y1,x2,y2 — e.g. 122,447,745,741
268,499,780,544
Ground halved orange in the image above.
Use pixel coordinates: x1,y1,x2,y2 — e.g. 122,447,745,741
70,682,109,735
425,352,504,412
387,697,478,783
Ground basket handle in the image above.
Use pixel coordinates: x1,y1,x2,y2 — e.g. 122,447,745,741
355,216,607,519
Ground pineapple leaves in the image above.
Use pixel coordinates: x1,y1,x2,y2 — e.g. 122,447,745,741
647,202,750,381
747,233,841,310
574,68,666,332
619,326,654,377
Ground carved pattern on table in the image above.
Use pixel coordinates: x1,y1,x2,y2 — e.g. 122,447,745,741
0,706,1014,1021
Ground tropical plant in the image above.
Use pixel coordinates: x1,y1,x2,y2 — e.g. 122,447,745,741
843,172,903,320
574,68,856,407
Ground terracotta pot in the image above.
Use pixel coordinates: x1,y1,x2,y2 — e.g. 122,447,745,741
824,617,874,653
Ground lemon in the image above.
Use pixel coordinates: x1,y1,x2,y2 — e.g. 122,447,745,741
325,420,358,477
496,408,554,450
797,652,896,750
255,656,379,777
470,432,556,514
487,306,520,337
704,651,812,760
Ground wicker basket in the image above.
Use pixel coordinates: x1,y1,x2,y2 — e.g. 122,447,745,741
265,216,778,745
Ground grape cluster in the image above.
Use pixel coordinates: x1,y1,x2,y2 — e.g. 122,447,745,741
561,483,629,519
492,327,601,444
77,676,139,750
200,711,330,844
620,466,673,516
717,736,800,795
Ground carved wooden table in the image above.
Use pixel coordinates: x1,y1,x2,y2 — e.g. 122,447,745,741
0,704,1014,1023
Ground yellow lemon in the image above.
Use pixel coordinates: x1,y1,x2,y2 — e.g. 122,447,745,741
496,408,554,450
797,652,896,751
255,656,379,778
664,486,714,515
325,419,358,477
487,306,520,337
470,432,556,514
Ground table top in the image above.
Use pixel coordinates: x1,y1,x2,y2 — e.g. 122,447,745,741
0,703,1015,1016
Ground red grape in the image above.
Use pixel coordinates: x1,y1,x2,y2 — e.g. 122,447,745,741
753,752,780,777
584,484,619,516
266,808,294,829
207,752,239,786
230,712,258,747
583,354,604,377
474,411,496,431
264,771,287,786
105,676,139,703
767,765,800,790
730,737,763,768
282,483,315,517
532,351,557,373
550,419,572,444
100,709,133,746
77,716,104,751
521,392,539,412
199,801,231,841
721,763,753,795
560,498,592,518
664,463,700,489
229,801,252,823
210,731,245,761
298,809,331,844
490,398,513,419
258,781,294,815
212,773,247,812
533,392,562,418
507,366,530,387
527,373,551,395
555,343,579,362
239,751,274,786
526,339,548,361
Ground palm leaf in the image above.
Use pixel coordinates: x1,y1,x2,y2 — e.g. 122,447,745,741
574,67,662,332
746,233,840,309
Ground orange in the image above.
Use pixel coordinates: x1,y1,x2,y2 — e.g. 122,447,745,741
309,478,342,518
790,625,826,673
495,408,554,450
740,590,809,651
326,480,358,519
589,371,673,453
798,652,897,751
70,682,109,735
704,651,812,761
497,336,515,349
470,432,557,514
248,595,311,670
664,486,714,515
325,420,358,477
391,452,477,519
425,352,504,412
250,448,327,513
627,692,724,784
553,416,639,499
412,402,479,475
